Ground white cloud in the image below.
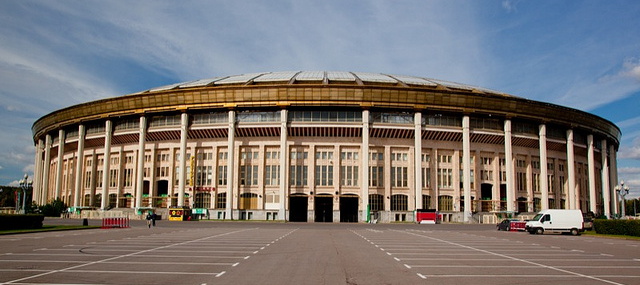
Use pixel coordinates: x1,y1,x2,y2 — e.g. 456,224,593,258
618,137,640,160
621,58,640,82
618,167,640,174
558,60,640,111
0,165,3,170
501,0,521,13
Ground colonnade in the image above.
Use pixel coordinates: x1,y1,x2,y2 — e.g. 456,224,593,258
31,109,619,221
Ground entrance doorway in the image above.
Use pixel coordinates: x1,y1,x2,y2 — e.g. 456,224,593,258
314,196,333,222
155,180,168,207
289,195,308,222
340,195,359,223
481,183,493,212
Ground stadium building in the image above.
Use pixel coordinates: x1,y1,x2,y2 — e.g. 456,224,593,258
31,71,621,222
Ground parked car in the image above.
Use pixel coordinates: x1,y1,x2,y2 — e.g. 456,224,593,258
525,209,584,235
497,219,527,231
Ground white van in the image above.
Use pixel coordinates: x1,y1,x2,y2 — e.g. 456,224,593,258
525,209,584,235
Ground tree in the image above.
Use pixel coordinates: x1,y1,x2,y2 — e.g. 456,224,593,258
40,198,67,217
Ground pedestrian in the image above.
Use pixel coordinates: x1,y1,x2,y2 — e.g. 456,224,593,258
146,212,152,228
151,212,157,227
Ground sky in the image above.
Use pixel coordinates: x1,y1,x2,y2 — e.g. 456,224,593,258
0,0,639,197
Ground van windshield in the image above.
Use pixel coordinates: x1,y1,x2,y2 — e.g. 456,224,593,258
532,214,543,221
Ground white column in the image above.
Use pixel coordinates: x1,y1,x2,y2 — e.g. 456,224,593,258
566,129,576,210
587,135,597,213
33,139,43,205
526,155,534,212
434,148,439,211
601,140,610,218
135,116,147,209
414,112,423,211
41,134,52,204
462,116,471,222
55,129,65,200
73,125,85,207
609,144,618,215
362,110,370,222
178,113,188,207
539,124,549,210
101,120,112,210
226,110,235,220
279,109,288,221
504,119,515,212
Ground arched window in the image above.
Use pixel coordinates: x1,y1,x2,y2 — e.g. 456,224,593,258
439,195,453,211
195,193,211,208
239,193,258,210
391,194,408,211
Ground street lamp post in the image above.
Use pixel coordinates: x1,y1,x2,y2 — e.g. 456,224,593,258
615,180,630,218
18,174,33,214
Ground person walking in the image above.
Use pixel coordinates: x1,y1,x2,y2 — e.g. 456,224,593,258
146,212,152,228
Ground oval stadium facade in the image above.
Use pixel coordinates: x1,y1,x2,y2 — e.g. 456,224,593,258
31,71,621,222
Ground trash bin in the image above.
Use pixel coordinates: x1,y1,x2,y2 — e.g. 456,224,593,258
82,218,88,226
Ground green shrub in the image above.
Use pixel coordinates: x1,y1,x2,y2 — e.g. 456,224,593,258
40,198,67,217
0,214,44,230
594,219,640,237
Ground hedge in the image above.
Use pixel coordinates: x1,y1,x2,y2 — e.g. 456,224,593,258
0,214,44,230
593,219,640,237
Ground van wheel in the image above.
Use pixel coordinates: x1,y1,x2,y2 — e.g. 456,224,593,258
535,228,544,235
570,228,579,236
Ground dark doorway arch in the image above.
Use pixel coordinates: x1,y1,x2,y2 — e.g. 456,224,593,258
340,195,359,222
289,195,308,222
315,195,333,222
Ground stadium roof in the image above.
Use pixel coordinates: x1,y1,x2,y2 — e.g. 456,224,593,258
134,71,514,98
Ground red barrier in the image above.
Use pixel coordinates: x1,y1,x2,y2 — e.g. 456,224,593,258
101,217,130,229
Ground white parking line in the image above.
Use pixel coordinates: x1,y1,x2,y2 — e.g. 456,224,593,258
401,230,626,285
1,228,256,284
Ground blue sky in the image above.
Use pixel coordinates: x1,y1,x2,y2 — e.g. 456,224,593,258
0,1,639,197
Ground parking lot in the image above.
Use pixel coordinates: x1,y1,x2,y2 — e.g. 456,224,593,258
0,219,639,285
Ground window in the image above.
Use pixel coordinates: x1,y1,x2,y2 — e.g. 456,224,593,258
84,171,92,188
290,148,308,186
439,195,453,211
216,193,226,209
289,110,362,122
340,150,359,187
369,194,384,211
265,165,280,186
340,166,358,186
421,167,431,188
290,165,308,186
533,173,540,192
422,195,431,209
517,172,527,191
195,166,213,186
315,165,333,186
391,166,408,187
240,165,259,186
437,169,453,188
96,170,103,188
217,166,227,185
369,166,384,187
391,194,408,211
123,168,133,187
315,149,334,186
195,193,211,208
109,169,118,188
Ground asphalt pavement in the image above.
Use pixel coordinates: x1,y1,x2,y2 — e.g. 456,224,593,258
0,218,638,285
